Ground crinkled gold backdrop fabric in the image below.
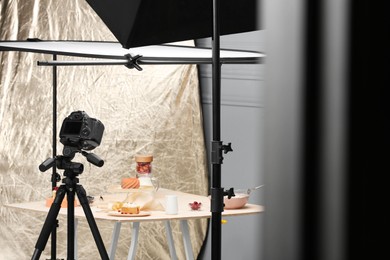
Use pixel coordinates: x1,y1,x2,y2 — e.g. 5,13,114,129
0,1,208,259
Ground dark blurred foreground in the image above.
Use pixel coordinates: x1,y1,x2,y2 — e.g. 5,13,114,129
263,0,387,260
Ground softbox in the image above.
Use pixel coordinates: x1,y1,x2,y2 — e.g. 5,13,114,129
86,0,259,48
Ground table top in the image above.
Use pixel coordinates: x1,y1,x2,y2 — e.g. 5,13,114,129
5,188,264,223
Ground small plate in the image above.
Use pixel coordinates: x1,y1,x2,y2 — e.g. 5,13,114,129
107,211,151,217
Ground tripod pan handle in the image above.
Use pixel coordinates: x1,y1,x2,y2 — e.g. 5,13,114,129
39,157,56,172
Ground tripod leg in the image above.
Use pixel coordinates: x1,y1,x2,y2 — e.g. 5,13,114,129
50,219,59,260
67,186,75,260
32,185,66,260
76,184,109,260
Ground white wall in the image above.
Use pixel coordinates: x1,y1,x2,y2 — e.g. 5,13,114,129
196,30,265,260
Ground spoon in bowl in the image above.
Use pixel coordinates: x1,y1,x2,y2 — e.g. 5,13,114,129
246,184,264,195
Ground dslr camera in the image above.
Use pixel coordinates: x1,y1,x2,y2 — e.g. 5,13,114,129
59,111,104,151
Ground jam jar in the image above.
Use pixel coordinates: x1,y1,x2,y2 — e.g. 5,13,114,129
135,154,158,190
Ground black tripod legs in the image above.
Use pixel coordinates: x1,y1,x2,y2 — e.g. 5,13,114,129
31,183,109,260
75,185,109,260
32,185,66,260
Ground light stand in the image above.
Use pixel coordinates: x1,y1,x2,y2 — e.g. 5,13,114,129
40,56,106,259
210,1,234,259
50,54,61,260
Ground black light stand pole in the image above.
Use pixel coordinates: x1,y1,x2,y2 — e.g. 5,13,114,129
211,0,222,259
50,54,59,260
210,1,235,259
52,54,57,182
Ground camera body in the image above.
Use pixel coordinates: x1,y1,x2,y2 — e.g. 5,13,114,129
59,111,104,151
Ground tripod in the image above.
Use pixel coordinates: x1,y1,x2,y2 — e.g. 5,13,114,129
32,148,109,260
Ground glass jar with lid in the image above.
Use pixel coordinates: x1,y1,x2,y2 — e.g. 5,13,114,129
135,154,158,190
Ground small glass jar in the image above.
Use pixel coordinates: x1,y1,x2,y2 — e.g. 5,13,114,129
135,154,153,174
135,154,158,190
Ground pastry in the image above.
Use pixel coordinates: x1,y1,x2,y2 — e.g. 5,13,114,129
110,201,123,211
120,202,140,214
121,177,140,189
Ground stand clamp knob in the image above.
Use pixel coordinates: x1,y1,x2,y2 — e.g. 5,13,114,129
125,54,143,71
211,141,233,164
224,187,235,199
221,143,233,154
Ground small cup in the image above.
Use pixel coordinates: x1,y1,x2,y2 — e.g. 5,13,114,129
165,195,178,215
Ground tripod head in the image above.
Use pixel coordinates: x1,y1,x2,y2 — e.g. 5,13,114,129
39,145,104,179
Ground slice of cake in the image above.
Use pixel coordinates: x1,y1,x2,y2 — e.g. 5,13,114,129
120,202,140,214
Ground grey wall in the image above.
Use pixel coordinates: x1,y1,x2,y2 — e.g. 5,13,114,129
195,30,265,260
